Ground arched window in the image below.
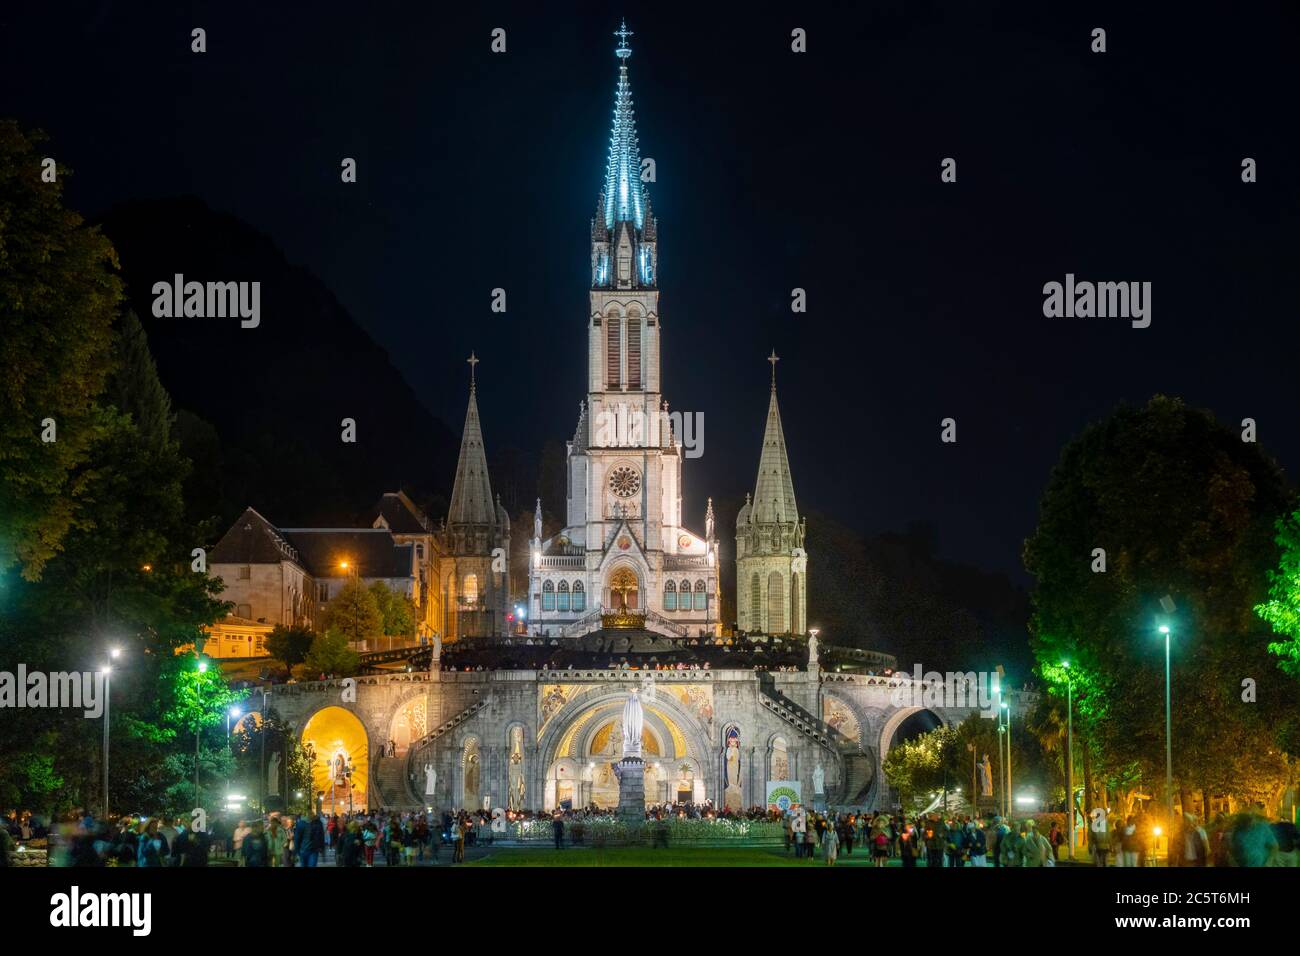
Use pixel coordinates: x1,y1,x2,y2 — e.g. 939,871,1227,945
606,314,622,390
694,579,707,611
771,736,790,781
750,574,761,631
557,580,570,612
791,572,801,634
462,573,478,606
542,580,555,611
627,310,642,389
767,570,785,633
572,581,586,612
678,580,691,612
663,579,677,611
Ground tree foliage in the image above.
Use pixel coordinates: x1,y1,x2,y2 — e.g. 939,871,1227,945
320,578,382,641
1024,395,1296,811
369,580,417,638
265,624,315,669
0,120,122,580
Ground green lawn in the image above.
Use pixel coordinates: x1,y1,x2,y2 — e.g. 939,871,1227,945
466,845,894,867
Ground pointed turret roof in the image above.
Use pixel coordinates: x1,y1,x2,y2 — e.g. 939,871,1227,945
447,356,496,529
751,354,798,525
602,20,646,230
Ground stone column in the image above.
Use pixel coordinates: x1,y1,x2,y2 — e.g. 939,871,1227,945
616,756,646,825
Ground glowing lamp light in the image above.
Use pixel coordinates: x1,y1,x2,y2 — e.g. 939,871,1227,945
1153,825,1163,837
1158,625,1170,635
110,647,122,659
1015,795,1037,806
197,661,208,673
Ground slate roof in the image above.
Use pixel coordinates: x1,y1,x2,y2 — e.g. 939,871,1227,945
372,491,431,535
279,528,415,579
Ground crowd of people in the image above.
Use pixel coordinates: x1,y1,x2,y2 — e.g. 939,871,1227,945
777,808,1299,867
15,808,498,867
5,803,1295,867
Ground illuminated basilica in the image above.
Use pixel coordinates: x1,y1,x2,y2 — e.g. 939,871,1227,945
250,25,995,817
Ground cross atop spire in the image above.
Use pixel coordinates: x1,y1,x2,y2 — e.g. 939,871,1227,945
614,19,633,58
467,351,479,389
602,21,646,230
768,349,780,389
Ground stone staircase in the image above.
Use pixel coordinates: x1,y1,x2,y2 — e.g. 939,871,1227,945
406,698,488,755
373,698,491,809
372,755,418,810
757,680,876,806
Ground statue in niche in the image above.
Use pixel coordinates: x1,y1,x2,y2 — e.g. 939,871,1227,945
424,763,437,797
723,728,742,811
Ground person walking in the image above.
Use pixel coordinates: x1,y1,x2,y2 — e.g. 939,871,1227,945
452,818,466,863
1021,821,1053,867
136,819,169,868
898,820,918,868
967,820,988,867
241,821,270,867
923,815,946,868
946,817,967,867
266,817,287,867
1119,816,1140,867
823,819,839,866
1000,822,1024,867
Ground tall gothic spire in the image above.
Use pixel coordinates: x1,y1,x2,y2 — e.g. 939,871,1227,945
752,354,798,525
603,19,645,230
448,354,497,528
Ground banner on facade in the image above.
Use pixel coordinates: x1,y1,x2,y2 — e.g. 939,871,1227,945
766,781,802,812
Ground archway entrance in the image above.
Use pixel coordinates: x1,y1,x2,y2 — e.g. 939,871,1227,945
301,707,369,814
889,709,943,749
388,696,428,757
541,692,704,810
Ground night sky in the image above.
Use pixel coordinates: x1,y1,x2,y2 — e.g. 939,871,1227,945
3,1,1296,583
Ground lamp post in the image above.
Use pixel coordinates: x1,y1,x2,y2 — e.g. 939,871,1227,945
194,660,208,806
227,706,241,749
1159,624,1173,821
260,686,269,812
1062,660,1075,859
1001,700,1012,819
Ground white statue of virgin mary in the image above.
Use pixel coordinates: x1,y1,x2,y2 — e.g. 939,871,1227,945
621,688,644,759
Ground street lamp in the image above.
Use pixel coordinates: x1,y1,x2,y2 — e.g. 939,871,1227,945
1001,700,1012,818
1062,660,1075,858
194,659,208,805
1158,624,1174,821
100,664,112,821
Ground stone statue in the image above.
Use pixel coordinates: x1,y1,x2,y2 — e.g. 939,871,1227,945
807,631,819,664
621,688,644,759
424,763,437,797
813,761,825,795
267,753,281,796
